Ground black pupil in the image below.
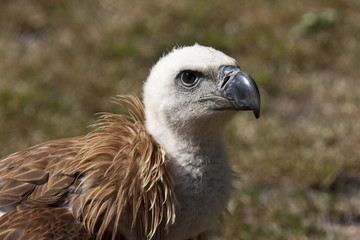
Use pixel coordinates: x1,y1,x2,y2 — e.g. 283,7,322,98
182,72,197,85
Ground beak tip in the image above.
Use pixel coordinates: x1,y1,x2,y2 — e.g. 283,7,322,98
218,65,261,118
252,98,261,119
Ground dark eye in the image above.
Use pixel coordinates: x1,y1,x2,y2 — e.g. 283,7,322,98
180,71,199,87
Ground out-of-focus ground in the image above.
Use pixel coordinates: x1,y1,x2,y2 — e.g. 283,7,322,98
1,0,360,239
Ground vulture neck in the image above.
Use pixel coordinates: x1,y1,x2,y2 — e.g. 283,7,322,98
149,117,228,161
146,115,232,238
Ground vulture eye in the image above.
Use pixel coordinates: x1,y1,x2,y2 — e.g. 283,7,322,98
180,71,199,88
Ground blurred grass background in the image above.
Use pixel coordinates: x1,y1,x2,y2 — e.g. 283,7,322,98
1,0,360,239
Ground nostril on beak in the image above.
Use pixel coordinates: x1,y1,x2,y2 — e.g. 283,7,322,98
221,75,231,89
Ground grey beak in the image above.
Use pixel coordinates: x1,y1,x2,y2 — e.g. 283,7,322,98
218,65,260,118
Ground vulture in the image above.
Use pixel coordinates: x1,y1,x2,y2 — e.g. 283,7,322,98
0,44,260,240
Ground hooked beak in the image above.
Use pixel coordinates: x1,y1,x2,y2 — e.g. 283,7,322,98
216,65,260,118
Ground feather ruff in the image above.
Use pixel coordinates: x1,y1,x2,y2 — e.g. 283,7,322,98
63,95,176,240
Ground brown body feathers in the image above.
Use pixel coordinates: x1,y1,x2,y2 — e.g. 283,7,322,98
0,96,176,239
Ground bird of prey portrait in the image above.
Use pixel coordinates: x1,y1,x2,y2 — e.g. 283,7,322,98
0,44,260,240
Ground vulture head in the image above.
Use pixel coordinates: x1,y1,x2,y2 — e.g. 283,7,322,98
144,44,260,153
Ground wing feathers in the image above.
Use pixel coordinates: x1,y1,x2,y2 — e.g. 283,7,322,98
0,208,90,240
0,229,24,240
48,175,75,189
13,168,49,184
1,180,35,196
0,137,83,211
0,196,22,210
0,95,177,239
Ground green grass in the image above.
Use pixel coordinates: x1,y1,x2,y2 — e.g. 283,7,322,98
1,0,360,239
